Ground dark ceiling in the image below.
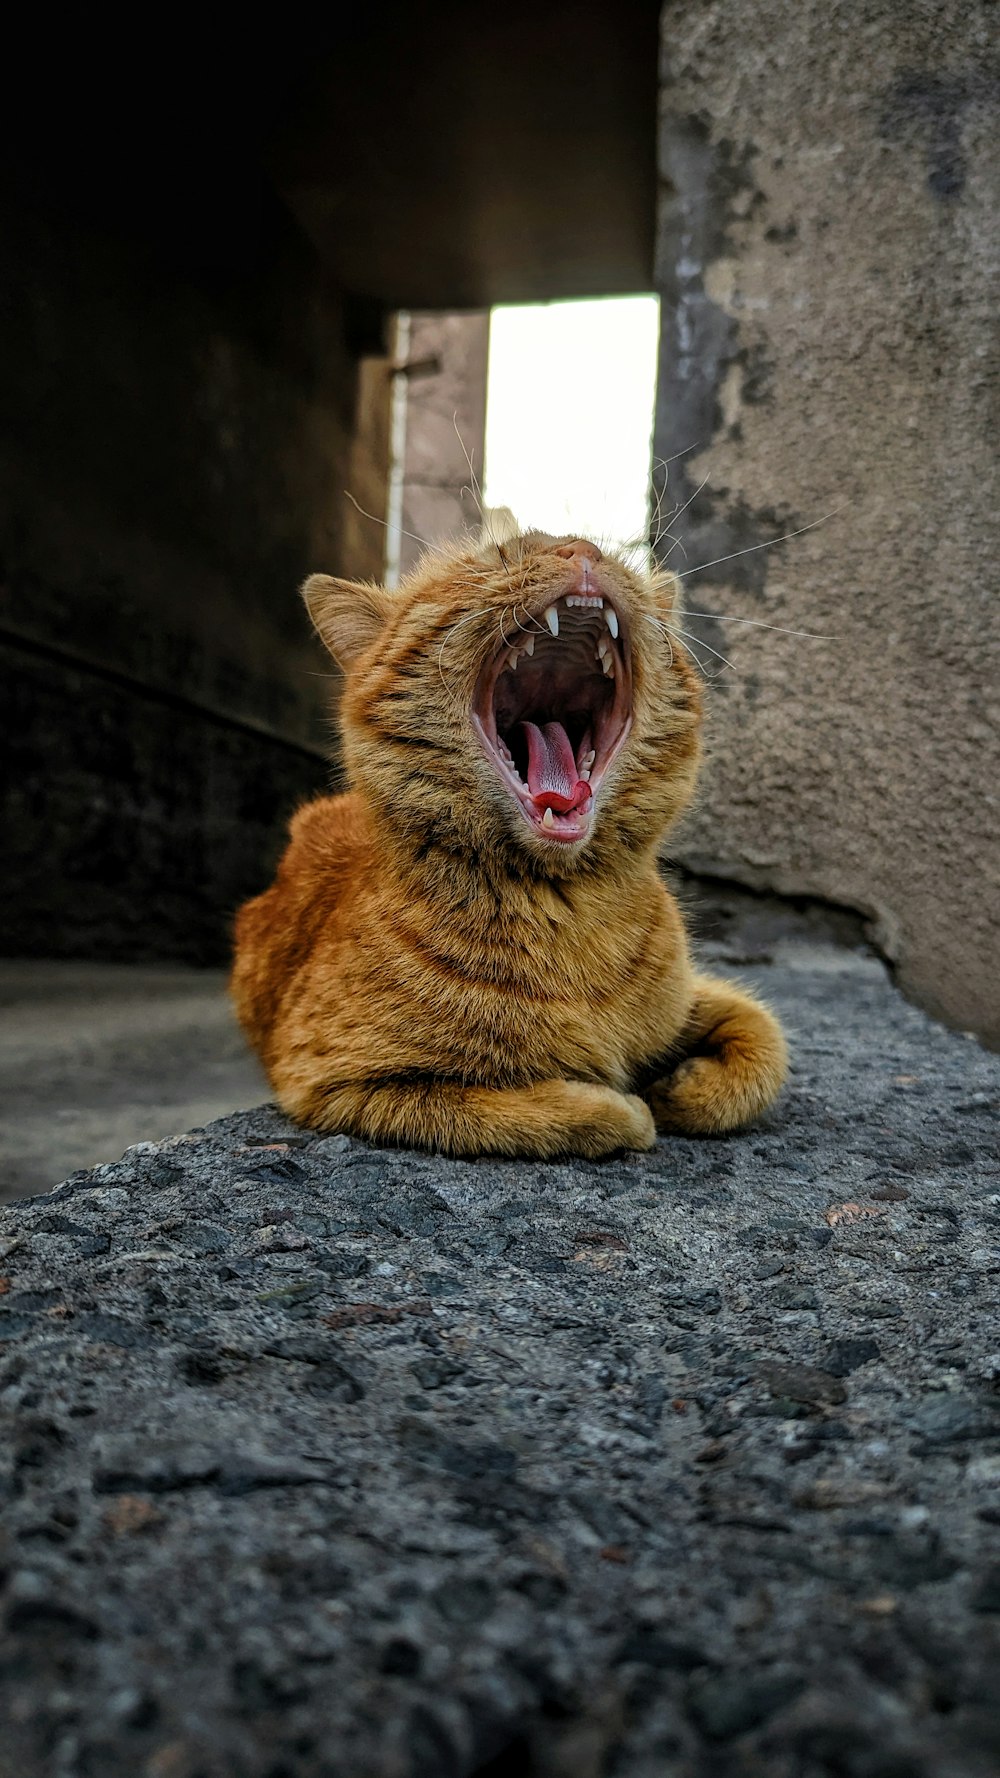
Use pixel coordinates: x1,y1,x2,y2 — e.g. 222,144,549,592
8,2,660,311
270,3,662,308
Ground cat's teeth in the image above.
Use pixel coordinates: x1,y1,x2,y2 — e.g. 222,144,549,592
544,606,559,636
582,749,596,769
579,767,591,782
508,651,518,670
521,634,535,657
605,608,619,639
597,637,615,676
541,807,555,829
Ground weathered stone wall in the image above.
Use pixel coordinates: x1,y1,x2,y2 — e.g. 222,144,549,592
397,313,490,578
0,179,391,964
655,0,1000,1044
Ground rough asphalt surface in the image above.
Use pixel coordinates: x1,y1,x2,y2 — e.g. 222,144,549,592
1,931,999,1777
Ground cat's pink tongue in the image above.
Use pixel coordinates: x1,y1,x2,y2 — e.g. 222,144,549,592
520,720,591,814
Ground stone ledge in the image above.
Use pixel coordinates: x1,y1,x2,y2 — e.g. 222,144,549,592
1,946,999,1777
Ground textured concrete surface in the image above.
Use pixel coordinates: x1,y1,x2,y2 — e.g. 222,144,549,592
0,964,267,1205
655,0,1000,1044
2,934,999,1777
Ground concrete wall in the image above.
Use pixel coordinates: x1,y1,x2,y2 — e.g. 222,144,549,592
655,0,1000,1044
0,179,391,963
397,313,490,578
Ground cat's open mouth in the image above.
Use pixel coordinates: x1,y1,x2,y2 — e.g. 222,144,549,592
472,591,632,844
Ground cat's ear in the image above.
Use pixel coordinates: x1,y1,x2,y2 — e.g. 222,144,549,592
302,574,391,668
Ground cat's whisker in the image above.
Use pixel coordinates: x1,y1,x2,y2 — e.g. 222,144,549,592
676,506,847,581
664,622,739,677
650,442,705,479
508,593,543,649
657,529,689,563
682,612,834,639
649,492,677,552
452,413,510,577
658,465,704,533
570,443,703,561
436,606,491,706
651,515,685,559
451,424,485,521
652,472,710,561
343,488,431,554
498,605,519,651
511,603,547,637
642,613,675,668
646,472,670,553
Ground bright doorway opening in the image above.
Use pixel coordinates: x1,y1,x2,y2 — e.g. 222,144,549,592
482,295,660,559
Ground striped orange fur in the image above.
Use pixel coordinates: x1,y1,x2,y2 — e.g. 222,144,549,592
231,530,787,1157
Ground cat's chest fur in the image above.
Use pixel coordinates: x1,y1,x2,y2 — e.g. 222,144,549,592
271,805,692,1094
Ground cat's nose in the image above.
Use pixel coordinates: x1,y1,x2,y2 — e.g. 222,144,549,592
554,539,603,565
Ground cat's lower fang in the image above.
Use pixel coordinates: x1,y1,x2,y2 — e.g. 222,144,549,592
506,634,536,672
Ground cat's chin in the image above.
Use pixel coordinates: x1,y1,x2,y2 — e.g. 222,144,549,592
471,586,633,849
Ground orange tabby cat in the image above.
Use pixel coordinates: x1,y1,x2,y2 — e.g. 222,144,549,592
231,531,787,1157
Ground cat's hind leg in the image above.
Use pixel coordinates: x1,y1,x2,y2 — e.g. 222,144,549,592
646,976,788,1136
282,1075,656,1160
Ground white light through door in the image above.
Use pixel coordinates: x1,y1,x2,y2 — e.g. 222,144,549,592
482,295,660,560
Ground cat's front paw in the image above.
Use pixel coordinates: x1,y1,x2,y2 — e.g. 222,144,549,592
553,1082,656,1158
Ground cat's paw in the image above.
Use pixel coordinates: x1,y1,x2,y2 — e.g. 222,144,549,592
648,1050,780,1136
550,1082,656,1157
649,977,788,1136
648,1057,722,1134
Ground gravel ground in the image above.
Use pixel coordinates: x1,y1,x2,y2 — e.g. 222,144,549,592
1,937,998,1778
